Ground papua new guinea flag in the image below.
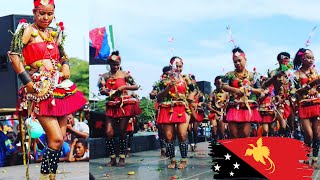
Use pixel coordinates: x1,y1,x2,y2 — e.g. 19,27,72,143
210,137,313,179
89,25,114,59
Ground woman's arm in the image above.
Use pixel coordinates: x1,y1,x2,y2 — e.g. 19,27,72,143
8,25,35,92
156,80,174,102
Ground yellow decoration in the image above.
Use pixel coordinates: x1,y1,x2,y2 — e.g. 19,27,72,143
245,137,276,173
178,113,182,117
128,171,135,175
31,32,38,37
169,109,173,113
25,66,31,70
36,62,43,67
57,63,61,68
50,31,58,37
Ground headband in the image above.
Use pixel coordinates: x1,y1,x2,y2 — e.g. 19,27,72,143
34,0,54,8
170,57,183,65
232,51,246,59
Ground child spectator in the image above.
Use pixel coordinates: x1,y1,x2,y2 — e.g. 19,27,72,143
68,138,89,162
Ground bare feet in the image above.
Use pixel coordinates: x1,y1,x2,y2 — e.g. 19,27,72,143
167,160,177,169
117,158,125,167
106,158,117,167
178,160,187,169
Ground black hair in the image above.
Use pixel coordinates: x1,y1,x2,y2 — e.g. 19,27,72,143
293,48,310,70
214,75,223,81
170,56,183,65
162,66,172,73
76,138,88,149
0,122,3,129
110,50,120,56
190,74,196,80
232,47,244,54
277,52,290,61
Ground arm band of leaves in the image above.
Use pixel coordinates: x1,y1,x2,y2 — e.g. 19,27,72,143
18,71,32,85
62,61,70,66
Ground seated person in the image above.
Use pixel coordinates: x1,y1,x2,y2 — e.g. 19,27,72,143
68,138,89,162
67,114,89,139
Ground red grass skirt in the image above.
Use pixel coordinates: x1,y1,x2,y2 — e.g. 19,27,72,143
208,112,216,121
279,103,291,119
17,85,86,117
105,98,142,118
226,107,262,123
299,99,320,119
259,111,275,124
157,105,187,124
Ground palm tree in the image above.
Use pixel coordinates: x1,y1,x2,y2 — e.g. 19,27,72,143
245,137,276,173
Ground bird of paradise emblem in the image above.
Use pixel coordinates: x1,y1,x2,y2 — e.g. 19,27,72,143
245,137,276,173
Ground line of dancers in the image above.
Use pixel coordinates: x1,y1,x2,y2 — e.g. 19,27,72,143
100,47,320,169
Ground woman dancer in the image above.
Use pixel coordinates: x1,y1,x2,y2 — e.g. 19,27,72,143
98,51,141,167
7,0,87,178
208,76,229,141
220,47,262,138
293,48,320,168
187,75,204,151
157,56,193,169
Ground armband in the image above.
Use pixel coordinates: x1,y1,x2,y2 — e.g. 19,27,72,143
18,71,32,85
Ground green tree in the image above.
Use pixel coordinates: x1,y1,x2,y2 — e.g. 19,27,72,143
69,58,89,99
137,97,156,123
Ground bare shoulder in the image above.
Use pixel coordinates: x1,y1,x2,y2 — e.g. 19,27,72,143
22,24,34,44
101,72,110,79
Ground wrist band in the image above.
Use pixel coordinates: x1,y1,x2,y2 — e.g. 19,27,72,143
18,71,32,85
62,61,70,66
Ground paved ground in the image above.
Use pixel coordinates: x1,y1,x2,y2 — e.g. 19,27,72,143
0,161,89,180
90,142,214,180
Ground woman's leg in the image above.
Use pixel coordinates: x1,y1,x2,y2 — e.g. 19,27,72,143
126,131,134,157
228,122,238,139
241,122,251,138
105,117,116,166
192,121,199,148
301,118,313,165
177,114,190,169
163,124,177,168
218,120,226,140
38,116,64,178
117,117,130,166
57,116,67,139
262,124,269,137
210,119,218,142
157,124,167,158
187,122,195,151
311,118,320,169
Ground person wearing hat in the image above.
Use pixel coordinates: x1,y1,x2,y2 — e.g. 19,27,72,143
262,52,295,137
98,50,141,167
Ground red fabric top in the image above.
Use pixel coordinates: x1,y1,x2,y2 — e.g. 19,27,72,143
300,77,309,85
22,42,60,65
105,78,126,90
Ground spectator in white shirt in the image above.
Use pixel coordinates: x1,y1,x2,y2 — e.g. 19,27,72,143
67,114,89,139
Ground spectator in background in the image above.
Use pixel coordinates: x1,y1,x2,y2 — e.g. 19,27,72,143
68,138,89,162
67,114,89,139
0,123,7,167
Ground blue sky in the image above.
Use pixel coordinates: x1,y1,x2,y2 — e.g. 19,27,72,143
89,0,320,100
2,0,320,101
0,0,89,61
